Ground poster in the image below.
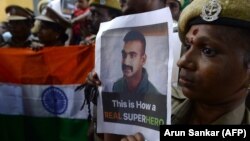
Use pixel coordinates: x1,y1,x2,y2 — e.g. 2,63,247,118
95,8,174,141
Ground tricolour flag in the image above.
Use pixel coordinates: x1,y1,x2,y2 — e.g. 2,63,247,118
0,46,94,141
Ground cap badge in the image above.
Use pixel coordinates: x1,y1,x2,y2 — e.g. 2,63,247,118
100,0,106,5
201,0,222,22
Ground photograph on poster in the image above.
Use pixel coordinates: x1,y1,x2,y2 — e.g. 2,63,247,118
100,23,169,130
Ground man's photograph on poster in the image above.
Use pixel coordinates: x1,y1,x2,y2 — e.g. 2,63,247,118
100,22,169,130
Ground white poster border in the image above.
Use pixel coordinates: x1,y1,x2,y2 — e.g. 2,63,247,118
95,7,174,141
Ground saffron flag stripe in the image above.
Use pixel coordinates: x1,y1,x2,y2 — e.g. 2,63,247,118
0,46,94,84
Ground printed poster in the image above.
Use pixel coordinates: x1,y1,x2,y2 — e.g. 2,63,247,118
95,8,174,141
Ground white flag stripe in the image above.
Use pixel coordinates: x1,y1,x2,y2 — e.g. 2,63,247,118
0,83,89,119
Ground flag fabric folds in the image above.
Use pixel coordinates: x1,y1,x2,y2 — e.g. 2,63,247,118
0,46,94,141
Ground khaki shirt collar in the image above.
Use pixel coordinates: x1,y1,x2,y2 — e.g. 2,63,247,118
172,99,247,124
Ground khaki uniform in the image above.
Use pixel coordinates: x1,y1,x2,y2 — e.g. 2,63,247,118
171,86,250,124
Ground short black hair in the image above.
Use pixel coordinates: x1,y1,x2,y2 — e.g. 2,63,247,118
123,30,146,53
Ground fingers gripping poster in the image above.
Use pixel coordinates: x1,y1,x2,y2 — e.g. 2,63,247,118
95,8,174,141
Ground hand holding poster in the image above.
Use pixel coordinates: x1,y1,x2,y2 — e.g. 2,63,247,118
95,8,174,141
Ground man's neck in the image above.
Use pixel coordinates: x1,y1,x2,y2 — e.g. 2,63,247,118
126,71,143,93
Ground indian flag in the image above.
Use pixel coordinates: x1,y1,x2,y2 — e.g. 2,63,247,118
0,46,94,141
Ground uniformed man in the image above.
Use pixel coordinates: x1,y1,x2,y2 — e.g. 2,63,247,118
2,5,34,48
31,0,51,36
35,7,71,47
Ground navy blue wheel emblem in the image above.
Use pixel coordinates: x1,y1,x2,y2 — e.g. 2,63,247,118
42,86,68,115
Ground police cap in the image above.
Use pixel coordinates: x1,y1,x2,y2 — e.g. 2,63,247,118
36,7,71,29
178,0,250,43
5,5,34,21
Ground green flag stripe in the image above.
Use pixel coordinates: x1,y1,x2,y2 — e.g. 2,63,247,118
0,115,89,141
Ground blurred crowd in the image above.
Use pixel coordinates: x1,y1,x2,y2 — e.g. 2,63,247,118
0,0,191,48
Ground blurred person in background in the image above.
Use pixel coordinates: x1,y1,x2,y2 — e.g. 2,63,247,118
70,0,90,45
2,5,34,48
31,0,51,38
165,0,181,32
35,7,71,47
166,0,181,22
80,0,122,46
